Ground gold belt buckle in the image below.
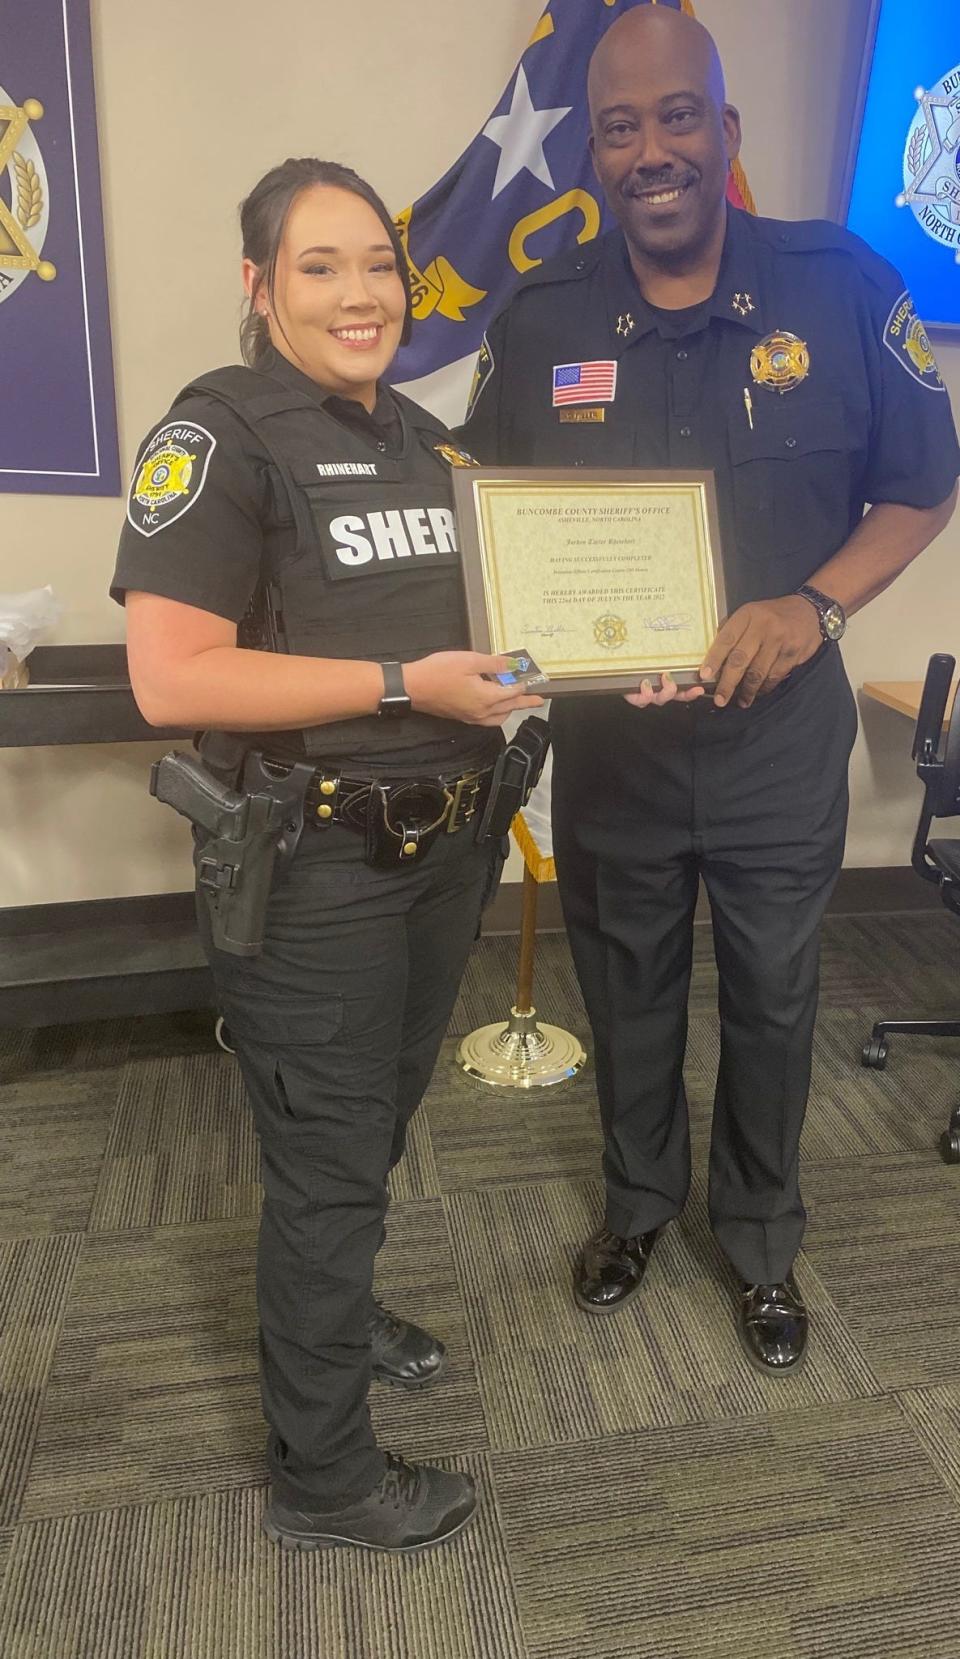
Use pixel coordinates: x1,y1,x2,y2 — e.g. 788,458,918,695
446,770,482,833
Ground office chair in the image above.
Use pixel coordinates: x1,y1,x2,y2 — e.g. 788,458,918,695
861,653,960,1163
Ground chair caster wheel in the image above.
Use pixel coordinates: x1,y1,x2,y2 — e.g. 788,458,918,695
940,1130,960,1165
215,1015,236,1055
861,1038,888,1070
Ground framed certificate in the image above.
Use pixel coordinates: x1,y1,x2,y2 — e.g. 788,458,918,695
452,468,726,694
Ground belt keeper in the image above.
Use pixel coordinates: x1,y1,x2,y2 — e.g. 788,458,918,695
312,771,341,826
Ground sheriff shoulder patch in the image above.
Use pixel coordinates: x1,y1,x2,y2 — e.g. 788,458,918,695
464,332,494,422
126,420,217,538
883,292,944,391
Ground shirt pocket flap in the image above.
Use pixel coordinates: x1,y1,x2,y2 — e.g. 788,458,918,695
728,394,850,465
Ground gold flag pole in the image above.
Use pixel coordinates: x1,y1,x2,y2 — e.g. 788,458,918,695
456,857,586,1089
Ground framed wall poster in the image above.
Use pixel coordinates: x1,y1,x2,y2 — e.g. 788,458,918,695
1,0,120,494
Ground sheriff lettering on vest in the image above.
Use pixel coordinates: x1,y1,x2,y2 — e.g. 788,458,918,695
112,158,545,1554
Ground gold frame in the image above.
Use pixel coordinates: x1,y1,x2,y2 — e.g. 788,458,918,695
452,467,727,694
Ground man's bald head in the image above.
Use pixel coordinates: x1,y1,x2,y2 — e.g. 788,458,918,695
588,5,726,120
587,3,740,270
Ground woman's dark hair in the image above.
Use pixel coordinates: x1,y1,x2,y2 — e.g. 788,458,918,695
239,157,413,365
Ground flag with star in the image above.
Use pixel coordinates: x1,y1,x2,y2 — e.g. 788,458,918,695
388,0,755,406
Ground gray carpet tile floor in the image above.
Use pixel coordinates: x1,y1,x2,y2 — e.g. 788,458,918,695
0,909,959,1656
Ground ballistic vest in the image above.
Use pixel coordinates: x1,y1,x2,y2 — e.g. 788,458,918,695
178,363,484,771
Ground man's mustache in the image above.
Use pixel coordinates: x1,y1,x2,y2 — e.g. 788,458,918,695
622,169,699,197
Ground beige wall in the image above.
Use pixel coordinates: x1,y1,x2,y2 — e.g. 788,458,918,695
2,0,957,907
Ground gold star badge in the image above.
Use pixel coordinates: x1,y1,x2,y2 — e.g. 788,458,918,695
616,312,635,338
0,95,56,288
732,292,755,317
750,331,811,394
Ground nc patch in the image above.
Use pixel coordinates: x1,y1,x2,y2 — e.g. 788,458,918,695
127,421,217,538
883,292,944,390
465,333,494,422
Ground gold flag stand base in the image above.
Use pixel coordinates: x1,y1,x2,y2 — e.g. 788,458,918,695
456,863,586,1089
457,1004,585,1088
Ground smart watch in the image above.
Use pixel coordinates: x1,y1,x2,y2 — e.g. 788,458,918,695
377,659,412,719
795,585,847,643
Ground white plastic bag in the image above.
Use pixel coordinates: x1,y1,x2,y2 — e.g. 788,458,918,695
0,586,61,688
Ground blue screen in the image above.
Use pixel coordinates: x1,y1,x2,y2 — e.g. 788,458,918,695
846,0,960,328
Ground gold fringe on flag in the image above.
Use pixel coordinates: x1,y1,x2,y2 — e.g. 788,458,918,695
731,156,757,215
512,808,556,885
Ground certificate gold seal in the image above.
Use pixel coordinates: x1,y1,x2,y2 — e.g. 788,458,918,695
750,331,810,394
594,614,628,650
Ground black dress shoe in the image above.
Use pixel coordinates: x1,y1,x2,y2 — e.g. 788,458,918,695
737,1273,808,1373
263,1453,476,1554
369,1300,446,1389
574,1227,660,1315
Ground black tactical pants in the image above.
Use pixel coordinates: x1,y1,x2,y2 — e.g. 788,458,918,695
201,819,491,1509
551,646,858,1285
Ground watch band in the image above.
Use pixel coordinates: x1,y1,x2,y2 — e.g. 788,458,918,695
795,585,846,643
378,659,412,719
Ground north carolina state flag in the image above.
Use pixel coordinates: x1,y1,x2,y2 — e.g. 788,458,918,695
388,0,755,387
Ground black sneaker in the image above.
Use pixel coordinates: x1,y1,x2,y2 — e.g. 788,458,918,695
262,1454,477,1554
369,1300,446,1390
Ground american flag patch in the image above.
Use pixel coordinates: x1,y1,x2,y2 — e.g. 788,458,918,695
552,360,618,406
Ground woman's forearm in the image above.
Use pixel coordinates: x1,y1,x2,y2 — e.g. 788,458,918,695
133,642,383,729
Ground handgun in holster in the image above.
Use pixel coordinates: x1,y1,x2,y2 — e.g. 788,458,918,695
474,715,551,843
149,750,313,957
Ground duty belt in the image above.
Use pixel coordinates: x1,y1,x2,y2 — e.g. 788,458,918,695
267,758,495,869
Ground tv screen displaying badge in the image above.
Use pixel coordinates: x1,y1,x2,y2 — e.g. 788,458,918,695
845,0,960,329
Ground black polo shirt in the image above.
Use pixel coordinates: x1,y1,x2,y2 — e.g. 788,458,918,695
461,205,960,611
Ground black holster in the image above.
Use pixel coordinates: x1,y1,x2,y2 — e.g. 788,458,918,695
474,716,551,843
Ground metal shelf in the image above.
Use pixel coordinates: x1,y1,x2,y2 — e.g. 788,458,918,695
0,649,195,1025
0,644,187,747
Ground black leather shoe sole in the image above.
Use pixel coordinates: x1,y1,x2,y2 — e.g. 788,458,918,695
573,1275,646,1316
371,1351,447,1390
261,1496,475,1555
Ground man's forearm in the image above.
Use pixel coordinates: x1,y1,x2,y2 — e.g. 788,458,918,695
807,487,958,616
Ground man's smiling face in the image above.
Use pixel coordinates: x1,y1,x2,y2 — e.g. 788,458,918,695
588,11,741,267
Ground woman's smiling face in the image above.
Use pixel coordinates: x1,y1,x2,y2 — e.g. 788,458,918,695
246,183,407,409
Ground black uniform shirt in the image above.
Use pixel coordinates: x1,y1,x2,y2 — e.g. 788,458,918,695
461,206,960,611
111,347,404,621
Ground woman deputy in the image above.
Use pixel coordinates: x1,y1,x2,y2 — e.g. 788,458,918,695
111,157,542,1554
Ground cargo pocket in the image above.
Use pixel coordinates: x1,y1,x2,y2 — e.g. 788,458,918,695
232,993,348,1126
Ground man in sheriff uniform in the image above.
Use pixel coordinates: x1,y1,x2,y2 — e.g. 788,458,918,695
461,5,960,1371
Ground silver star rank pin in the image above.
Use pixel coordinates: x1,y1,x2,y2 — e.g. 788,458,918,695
616,311,635,338
732,292,755,317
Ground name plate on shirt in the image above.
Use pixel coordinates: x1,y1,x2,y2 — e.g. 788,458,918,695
451,468,726,693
